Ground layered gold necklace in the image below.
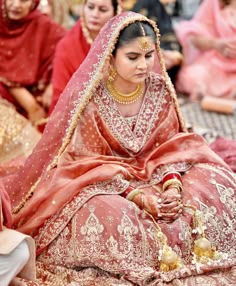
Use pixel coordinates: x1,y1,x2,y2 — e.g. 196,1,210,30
106,81,144,105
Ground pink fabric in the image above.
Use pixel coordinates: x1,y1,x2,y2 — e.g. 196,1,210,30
0,156,25,178
175,0,236,99
0,181,12,229
210,137,236,172
1,11,236,285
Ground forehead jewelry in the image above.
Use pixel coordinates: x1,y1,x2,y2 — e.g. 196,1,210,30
139,24,152,52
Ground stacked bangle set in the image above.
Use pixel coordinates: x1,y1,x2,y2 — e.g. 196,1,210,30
124,171,183,203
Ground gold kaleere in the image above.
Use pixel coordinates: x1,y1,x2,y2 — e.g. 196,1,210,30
185,205,221,264
145,211,183,272
159,246,183,272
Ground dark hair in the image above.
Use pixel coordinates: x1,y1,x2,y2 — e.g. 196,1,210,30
111,0,119,14
112,21,156,55
220,0,230,5
84,0,119,14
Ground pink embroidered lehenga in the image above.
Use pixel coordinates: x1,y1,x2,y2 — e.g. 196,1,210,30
2,12,236,286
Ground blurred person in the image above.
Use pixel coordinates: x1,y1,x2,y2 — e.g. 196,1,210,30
38,0,75,29
68,0,84,20
119,0,183,83
175,0,236,100
50,0,120,112
171,0,201,21
0,0,65,127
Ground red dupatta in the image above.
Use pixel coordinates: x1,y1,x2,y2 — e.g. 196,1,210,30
51,19,91,111
0,0,65,98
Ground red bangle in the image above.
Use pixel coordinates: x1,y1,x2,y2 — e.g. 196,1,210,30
121,186,134,198
162,172,182,184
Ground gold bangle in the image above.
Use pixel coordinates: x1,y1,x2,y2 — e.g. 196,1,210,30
162,179,182,192
141,193,144,209
126,189,144,201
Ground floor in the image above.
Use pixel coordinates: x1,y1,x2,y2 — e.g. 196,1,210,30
179,95,236,143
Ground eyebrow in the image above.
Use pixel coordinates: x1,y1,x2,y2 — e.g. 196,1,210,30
126,49,155,55
87,2,108,7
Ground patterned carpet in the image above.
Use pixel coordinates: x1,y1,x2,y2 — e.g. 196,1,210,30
179,97,236,142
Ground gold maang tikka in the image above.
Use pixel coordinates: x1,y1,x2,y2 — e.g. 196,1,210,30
139,23,152,52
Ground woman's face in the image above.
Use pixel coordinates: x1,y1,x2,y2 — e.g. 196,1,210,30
6,0,34,20
112,37,156,85
84,0,115,35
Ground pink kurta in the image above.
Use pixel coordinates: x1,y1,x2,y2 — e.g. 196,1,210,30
175,0,236,99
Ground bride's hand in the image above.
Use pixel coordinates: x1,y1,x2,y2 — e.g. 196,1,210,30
158,187,183,222
142,194,162,219
161,187,180,203
131,186,183,221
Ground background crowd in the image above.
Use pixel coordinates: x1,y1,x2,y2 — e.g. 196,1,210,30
0,0,236,285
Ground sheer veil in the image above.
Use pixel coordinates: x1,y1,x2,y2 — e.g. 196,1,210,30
2,11,186,215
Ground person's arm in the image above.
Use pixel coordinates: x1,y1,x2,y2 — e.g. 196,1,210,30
8,87,46,124
36,83,53,110
190,35,236,58
161,49,183,69
190,35,218,51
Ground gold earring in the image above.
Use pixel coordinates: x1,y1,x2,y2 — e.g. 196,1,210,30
108,67,117,83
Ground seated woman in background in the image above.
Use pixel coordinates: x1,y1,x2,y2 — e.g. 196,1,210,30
50,0,120,112
38,0,75,29
120,0,183,83
175,0,236,100
2,11,236,285
0,0,65,126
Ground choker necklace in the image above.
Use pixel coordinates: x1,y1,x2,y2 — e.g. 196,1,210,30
106,81,144,104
